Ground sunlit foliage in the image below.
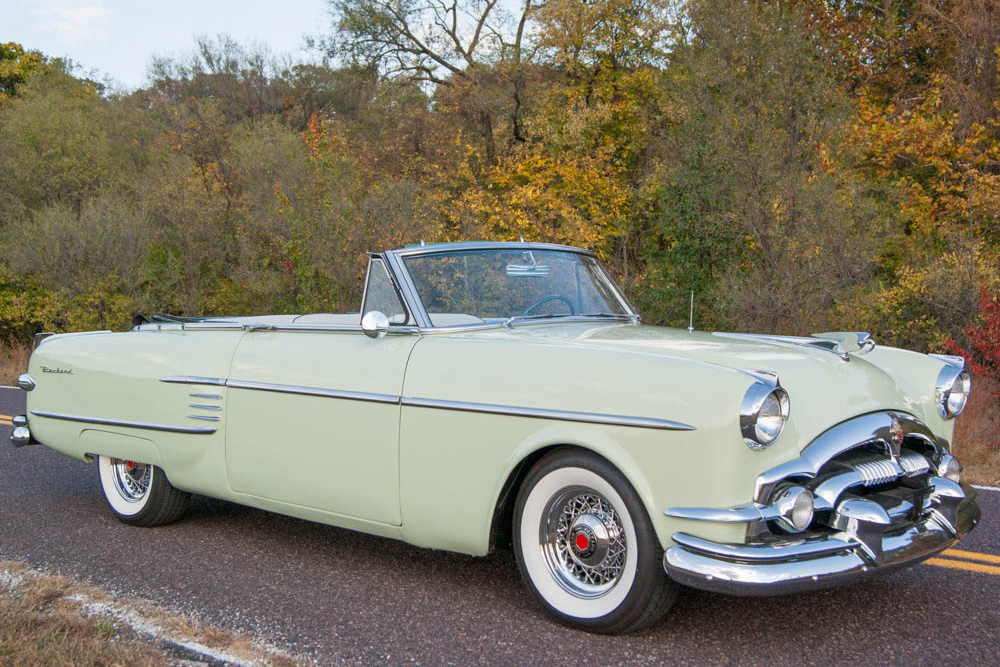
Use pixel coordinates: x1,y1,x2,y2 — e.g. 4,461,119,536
0,0,996,353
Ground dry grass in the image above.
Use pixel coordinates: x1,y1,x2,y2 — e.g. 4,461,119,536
0,343,30,386
0,562,166,666
952,377,1000,487
0,561,303,667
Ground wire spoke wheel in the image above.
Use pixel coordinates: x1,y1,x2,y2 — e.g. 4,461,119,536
514,449,678,633
542,488,628,598
109,459,151,502
97,455,189,526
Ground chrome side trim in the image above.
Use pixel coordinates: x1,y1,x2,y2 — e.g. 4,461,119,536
401,397,696,431
417,323,506,335
188,415,221,422
160,376,227,386
226,379,400,405
29,410,216,434
171,377,693,430
267,324,420,335
189,404,222,411
189,393,223,400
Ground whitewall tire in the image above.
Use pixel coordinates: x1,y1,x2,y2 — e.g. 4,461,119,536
97,455,189,527
514,449,678,633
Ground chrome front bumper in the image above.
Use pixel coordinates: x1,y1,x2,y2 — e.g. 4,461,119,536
663,482,980,596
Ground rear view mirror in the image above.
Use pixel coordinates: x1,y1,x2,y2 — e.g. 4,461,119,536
506,251,550,277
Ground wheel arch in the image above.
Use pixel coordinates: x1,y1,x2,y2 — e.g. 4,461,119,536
488,441,662,553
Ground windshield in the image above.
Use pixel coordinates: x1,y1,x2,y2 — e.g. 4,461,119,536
401,248,631,327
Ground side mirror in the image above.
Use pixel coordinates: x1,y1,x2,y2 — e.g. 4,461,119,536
361,311,390,339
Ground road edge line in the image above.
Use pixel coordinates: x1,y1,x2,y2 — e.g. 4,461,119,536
973,485,1000,492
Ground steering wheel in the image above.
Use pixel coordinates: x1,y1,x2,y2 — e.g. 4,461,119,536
522,295,575,316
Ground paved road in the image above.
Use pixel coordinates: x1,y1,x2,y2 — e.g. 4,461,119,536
2,386,998,665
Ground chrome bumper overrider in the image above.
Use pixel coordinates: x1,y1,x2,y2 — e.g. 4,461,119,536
663,482,980,596
9,415,35,447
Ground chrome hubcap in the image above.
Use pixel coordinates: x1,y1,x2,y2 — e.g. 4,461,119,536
111,458,150,502
541,488,627,599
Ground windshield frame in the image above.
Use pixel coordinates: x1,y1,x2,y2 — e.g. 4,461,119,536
382,242,638,330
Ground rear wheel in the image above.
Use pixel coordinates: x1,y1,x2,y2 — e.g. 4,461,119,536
97,455,189,526
513,449,678,633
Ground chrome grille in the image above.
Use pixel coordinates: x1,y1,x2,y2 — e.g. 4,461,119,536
899,451,931,476
842,455,903,487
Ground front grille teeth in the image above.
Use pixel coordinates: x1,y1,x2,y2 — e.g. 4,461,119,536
850,457,903,487
899,451,931,476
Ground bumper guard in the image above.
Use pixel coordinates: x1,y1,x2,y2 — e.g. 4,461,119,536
664,482,980,596
10,415,35,447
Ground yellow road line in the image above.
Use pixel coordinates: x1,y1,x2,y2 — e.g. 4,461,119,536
0,420,12,426
942,548,1000,565
0,414,12,420
926,558,1000,576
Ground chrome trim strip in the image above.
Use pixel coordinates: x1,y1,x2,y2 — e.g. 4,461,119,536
189,393,223,400
671,532,855,561
417,323,506,335
226,379,400,405
401,397,695,431
665,505,767,522
189,404,222,411
383,250,432,328
266,324,421,335
383,241,637,331
389,241,597,259
505,315,640,329
714,332,849,361
188,415,221,422
137,323,245,332
29,410,216,434
160,376,227,386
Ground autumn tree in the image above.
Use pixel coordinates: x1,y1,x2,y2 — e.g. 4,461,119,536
637,0,892,333
327,0,537,162
0,42,50,105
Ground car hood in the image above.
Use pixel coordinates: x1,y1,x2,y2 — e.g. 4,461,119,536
493,322,927,446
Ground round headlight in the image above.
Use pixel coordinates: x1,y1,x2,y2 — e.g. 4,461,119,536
740,374,790,450
936,364,971,419
772,485,814,533
937,454,962,483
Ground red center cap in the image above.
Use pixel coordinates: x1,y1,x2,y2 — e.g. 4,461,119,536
575,534,589,551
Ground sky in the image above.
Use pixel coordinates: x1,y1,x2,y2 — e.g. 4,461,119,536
6,0,332,90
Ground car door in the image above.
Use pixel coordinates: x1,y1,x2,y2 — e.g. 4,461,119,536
224,258,418,526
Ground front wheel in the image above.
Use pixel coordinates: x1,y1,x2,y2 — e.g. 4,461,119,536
513,449,678,633
97,455,189,527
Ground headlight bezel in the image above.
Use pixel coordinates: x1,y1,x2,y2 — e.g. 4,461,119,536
933,356,971,419
740,371,790,450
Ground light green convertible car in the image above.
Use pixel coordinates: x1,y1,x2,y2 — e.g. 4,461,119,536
11,241,981,633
